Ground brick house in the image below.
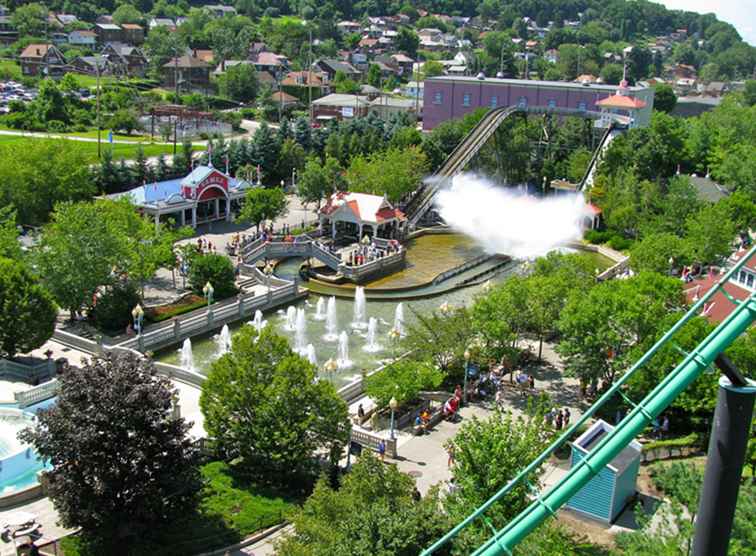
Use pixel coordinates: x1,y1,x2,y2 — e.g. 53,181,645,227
102,43,148,77
19,44,66,77
120,23,144,45
94,23,123,44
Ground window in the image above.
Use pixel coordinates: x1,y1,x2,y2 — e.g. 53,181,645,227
433,91,443,104
748,273,754,288
517,96,527,108
462,93,471,107
547,99,557,109
577,101,587,111
739,270,747,283
490,96,498,108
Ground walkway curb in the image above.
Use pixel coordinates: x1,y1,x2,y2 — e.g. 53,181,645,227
194,522,289,556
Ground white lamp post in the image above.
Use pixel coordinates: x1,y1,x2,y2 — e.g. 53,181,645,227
202,281,214,307
389,396,398,440
131,304,144,335
463,348,471,405
263,262,274,294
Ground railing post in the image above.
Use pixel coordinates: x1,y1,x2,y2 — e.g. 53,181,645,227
238,294,244,317
173,318,180,341
137,334,144,353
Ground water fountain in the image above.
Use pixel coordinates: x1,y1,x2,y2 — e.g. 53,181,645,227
179,338,195,372
364,317,382,352
294,308,308,354
313,298,326,320
324,297,339,341
306,344,317,366
392,302,405,336
285,306,297,331
352,286,367,329
250,309,266,333
214,324,232,357
337,331,352,369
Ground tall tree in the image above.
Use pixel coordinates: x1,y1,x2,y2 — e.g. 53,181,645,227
20,354,200,553
200,326,350,482
296,156,334,209
238,187,287,231
0,206,21,261
0,257,56,358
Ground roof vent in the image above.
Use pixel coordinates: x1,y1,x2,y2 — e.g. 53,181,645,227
495,71,504,78
476,71,485,80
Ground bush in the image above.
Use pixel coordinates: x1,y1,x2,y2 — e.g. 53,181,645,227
188,253,237,300
146,295,206,323
608,235,633,251
584,229,613,244
90,282,141,333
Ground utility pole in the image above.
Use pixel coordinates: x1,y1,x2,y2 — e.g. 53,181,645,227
308,25,313,124
173,43,180,156
96,55,101,159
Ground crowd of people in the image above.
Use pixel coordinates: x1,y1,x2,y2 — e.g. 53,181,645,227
345,238,402,268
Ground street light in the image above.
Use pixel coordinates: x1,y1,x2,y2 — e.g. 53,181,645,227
323,357,338,383
131,304,144,336
389,396,398,440
202,281,214,307
463,348,471,405
263,262,274,294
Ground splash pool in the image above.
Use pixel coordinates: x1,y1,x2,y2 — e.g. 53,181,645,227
0,408,48,494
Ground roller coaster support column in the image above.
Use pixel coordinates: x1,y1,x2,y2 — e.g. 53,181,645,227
693,356,755,556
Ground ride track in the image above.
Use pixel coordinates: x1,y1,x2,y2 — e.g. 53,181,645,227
420,245,756,555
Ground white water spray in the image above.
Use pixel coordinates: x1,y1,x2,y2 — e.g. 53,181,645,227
294,308,308,354
179,338,195,372
352,286,367,329
250,309,266,333
434,173,589,258
305,344,317,366
284,305,297,331
364,317,382,352
214,324,232,357
392,303,405,336
324,296,338,341
314,298,326,320
337,331,352,369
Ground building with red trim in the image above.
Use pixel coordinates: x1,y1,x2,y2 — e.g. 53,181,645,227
319,192,406,239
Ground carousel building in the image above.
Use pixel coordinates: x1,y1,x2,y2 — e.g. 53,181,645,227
108,165,254,228
319,191,406,240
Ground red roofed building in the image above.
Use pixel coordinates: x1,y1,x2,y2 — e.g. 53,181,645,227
683,248,755,323
319,191,406,239
597,79,648,128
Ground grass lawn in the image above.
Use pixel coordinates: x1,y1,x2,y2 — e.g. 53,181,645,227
60,461,298,555
0,135,181,162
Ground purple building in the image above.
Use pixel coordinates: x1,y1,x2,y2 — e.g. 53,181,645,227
422,76,654,131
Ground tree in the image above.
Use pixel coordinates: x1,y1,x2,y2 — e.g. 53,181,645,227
218,63,259,103
11,2,47,37
684,203,736,265
557,272,684,389
653,84,678,113
396,27,419,57
345,146,429,203
108,109,141,135
629,233,686,273
252,122,280,180
422,60,445,78
200,326,350,481
364,359,444,409
239,187,287,231
20,353,201,553
0,257,56,358
0,206,21,260
444,404,554,553
276,452,448,555
744,80,756,106
112,4,144,25
297,156,334,209
187,253,237,300
367,64,381,88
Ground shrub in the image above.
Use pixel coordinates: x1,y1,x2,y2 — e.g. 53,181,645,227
364,359,444,409
584,229,613,244
188,253,237,300
90,282,141,333
608,235,633,251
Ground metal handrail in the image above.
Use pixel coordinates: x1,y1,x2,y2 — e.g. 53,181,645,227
421,245,756,555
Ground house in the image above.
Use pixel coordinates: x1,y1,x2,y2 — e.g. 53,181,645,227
163,54,211,90
250,51,288,76
51,32,68,46
390,53,414,76
545,49,559,64
312,59,360,82
102,43,148,76
95,23,123,44
281,70,329,101
271,91,300,111
565,420,641,523
319,191,406,239
369,96,421,120
120,23,144,45
311,93,370,122
55,14,78,27
402,80,424,99
336,20,361,34
149,18,176,31
68,29,96,47
683,249,754,323
19,44,66,77
689,175,729,204
193,49,214,65
703,81,728,97
68,55,111,76
212,59,252,76
0,14,16,44
204,4,237,17
95,15,114,25
574,74,598,84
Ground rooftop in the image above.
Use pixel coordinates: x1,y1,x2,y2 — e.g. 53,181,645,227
426,75,648,93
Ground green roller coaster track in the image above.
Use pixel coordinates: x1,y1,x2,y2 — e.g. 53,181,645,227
421,245,756,556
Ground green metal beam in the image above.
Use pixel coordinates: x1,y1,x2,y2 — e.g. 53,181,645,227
474,291,756,555
420,245,756,556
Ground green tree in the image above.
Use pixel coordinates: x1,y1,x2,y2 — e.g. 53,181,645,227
112,4,144,25
0,257,56,358
297,156,334,209
422,60,445,78
187,253,237,300
684,203,736,265
0,206,21,261
218,63,259,103
444,404,554,553
744,80,756,106
276,452,448,555
653,84,678,113
20,353,201,553
629,233,686,273
557,272,684,389
600,63,624,85
239,187,287,231
396,27,419,57
345,146,429,202
364,359,444,409
252,122,280,180
565,147,592,183
11,2,47,37
200,325,350,481
107,109,141,135
367,63,381,88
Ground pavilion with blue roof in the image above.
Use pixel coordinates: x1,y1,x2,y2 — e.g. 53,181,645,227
108,165,254,229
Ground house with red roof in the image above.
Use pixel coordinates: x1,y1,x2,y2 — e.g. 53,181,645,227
596,79,648,128
319,192,406,240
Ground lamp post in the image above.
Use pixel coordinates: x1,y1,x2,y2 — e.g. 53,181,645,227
323,357,338,383
202,281,214,307
389,396,398,440
439,301,451,315
264,262,274,295
131,304,144,335
463,348,471,405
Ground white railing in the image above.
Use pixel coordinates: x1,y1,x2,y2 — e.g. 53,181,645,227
15,379,60,408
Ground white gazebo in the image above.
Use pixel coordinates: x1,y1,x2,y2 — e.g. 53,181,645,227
319,191,406,240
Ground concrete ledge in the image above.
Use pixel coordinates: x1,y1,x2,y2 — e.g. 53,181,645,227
195,522,289,556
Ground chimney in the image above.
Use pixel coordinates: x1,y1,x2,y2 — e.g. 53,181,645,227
36,48,41,55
